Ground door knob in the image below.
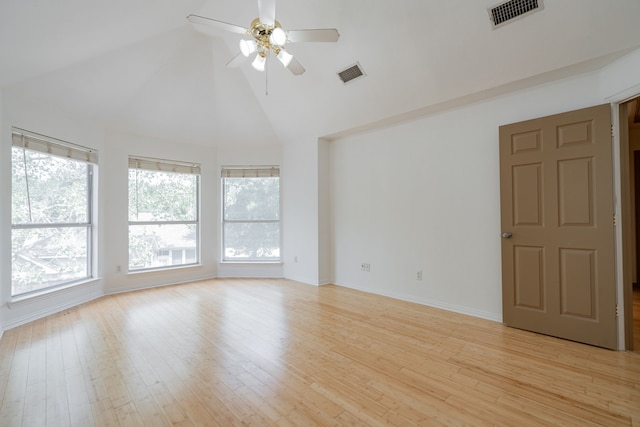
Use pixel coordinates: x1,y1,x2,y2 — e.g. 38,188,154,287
502,232,512,238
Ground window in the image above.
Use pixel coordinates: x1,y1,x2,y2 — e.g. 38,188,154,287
11,129,97,297
222,167,280,261
128,156,200,271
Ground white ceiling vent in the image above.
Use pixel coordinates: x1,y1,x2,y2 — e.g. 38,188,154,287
338,62,366,84
488,0,543,28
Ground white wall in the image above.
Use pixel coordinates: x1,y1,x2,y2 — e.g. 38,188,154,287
0,92,285,332
101,131,219,294
318,139,332,285
0,90,5,339
0,94,106,331
330,71,610,322
600,48,640,103
215,145,284,279
282,140,320,285
3,45,640,338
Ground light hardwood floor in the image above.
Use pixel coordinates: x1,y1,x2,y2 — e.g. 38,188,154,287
1,279,639,426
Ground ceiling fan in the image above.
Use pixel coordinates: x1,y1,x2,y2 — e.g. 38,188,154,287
187,0,339,76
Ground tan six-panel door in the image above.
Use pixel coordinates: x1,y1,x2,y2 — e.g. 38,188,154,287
499,104,617,349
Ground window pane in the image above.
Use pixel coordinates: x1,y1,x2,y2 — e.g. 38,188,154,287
12,227,89,296
224,222,280,260
129,224,198,270
12,147,89,224
129,169,197,221
224,177,279,221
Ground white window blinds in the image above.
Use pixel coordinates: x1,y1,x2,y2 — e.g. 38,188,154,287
12,128,98,164
221,166,279,178
129,156,201,175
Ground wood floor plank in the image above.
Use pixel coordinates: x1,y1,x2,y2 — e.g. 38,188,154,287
0,323,33,427
20,380,46,427
0,329,18,404
1,278,639,426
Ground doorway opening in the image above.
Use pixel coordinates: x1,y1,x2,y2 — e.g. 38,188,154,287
622,96,640,352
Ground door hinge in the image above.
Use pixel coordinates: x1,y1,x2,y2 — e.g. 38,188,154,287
616,305,620,317
613,214,616,226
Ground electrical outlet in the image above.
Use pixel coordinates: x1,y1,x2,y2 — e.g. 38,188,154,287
361,263,371,272
417,270,422,280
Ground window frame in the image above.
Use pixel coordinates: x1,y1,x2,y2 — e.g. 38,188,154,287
221,166,281,263
10,128,97,298
127,156,201,272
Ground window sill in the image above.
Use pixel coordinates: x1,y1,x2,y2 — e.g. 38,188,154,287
220,261,283,265
127,263,203,275
8,278,101,308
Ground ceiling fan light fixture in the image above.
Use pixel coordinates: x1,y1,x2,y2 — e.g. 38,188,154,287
251,52,267,71
239,39,257,57
187,0,340,79
270,27,287,46
276,49,293,67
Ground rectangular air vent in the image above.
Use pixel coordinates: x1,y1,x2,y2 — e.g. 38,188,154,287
488,0,543,28
338,62,365,84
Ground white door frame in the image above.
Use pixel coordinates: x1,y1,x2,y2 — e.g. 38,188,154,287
608,84,640,350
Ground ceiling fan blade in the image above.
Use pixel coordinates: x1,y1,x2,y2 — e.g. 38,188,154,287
226,52,249,68
286,57,305,76
187,14,247,35
258,0,276,26
287,29,340,43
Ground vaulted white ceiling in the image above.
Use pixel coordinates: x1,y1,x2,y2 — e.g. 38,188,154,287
2,0,640,146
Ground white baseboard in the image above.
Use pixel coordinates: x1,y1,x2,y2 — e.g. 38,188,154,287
334,281,502,323
283,274,321,286
0,277,494,337
2,291,102,332
1,276,217,333
105,274,218,296
217,262,283,279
